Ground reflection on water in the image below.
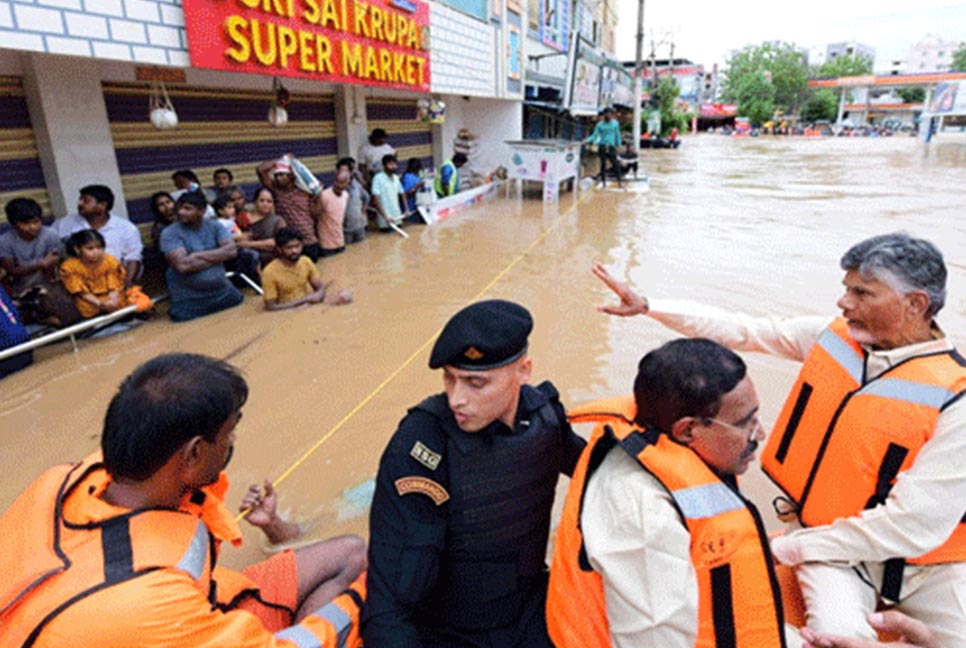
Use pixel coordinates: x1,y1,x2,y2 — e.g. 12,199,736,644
2,135,963,568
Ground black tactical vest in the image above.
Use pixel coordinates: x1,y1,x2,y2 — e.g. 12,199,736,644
412,382,564,631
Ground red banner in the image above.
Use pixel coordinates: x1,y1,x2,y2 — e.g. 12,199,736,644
182,0,431,92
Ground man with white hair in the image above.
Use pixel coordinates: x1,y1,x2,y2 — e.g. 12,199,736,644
594,232,966,645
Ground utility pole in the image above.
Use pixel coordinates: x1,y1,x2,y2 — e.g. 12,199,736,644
632,0,645,156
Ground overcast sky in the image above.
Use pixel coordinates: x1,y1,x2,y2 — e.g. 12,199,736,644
614,0,966,70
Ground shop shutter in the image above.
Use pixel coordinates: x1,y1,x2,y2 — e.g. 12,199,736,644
102,82,337,232
0,76,52,224
366,99,433,170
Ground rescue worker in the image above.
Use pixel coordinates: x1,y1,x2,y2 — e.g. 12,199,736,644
363,299,586,647
434,152,468,198
0,353,367,647
593,232,966,645
547,338,796,647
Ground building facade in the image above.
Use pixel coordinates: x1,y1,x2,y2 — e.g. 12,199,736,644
906,34,964,73
0,0,524,228
826,41,876,66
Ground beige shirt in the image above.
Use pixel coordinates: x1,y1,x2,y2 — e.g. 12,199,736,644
583,437,804,648
646,299,966,567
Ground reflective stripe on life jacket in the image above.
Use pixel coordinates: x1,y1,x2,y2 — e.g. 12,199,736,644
274,575,366,648
760,318,966,565
548,397,786,648
0,457,217,648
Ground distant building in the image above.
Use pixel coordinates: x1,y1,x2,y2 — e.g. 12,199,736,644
906,34,964,72
622,58,718,111
826,41,876,66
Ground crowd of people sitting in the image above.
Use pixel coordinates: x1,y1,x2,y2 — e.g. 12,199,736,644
0,127,459,379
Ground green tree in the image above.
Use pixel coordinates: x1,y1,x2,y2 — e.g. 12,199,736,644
722,42,809,112
952,45,966,72
815,54,873,79
898,87,926,104
654,76,680,136
801,88,838,122
733,71,775,126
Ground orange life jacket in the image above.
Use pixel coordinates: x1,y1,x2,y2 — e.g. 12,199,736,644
0,456,363,648
760,318,966,566
548,397,786,648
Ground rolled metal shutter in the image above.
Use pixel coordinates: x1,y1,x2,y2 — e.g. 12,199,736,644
366,98,433,170
102,81,337,232
0,76,52,223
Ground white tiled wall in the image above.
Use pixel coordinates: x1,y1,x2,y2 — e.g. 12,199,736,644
429,3,496,97
0,0,187,65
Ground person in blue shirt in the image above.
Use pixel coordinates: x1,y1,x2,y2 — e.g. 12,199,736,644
435,153,468,198
401,157,426,214
586,107,624,189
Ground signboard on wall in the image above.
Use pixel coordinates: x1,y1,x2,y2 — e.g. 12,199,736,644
182,0,431,92
599,62,633,108
507,26,521,80
564,34,604,115
930,81,966,115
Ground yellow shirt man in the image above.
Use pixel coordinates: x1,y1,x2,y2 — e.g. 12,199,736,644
261,256,320,305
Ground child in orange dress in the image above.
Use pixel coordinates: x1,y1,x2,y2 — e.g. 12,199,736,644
60,229,129,319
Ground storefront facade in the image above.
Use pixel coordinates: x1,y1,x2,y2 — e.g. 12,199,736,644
0,0,524,229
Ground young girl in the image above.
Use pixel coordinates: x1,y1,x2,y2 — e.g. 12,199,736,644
213,194,245,239
214,194,261,286
60,229,128,319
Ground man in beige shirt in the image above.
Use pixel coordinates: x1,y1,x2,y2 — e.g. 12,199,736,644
594,232,966,646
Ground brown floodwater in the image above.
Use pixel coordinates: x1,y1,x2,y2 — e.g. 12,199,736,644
3,134,965,569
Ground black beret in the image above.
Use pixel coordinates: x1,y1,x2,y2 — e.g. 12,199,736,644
429,300,533,370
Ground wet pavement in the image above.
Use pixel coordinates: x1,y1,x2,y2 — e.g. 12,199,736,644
2,134,964,569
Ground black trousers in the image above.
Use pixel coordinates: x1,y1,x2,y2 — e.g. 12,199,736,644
597,146,622,183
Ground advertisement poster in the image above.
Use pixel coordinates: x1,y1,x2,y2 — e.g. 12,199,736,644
930,81,966,115
181,0,431,92
564,34,605,115
507,26,521,81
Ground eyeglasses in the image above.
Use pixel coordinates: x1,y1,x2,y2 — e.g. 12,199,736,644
701,416,763,442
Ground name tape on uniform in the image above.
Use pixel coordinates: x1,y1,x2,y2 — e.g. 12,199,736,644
395,476,450,505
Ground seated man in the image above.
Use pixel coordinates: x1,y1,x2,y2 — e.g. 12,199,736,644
0,353,367,646
262,228,352,311
54,184,143,287
0,197,81,326
160,192,243,322
548,338,800,647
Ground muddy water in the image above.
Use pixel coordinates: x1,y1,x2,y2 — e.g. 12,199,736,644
2,135,965,569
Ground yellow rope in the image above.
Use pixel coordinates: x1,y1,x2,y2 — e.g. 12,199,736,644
237,188,594,520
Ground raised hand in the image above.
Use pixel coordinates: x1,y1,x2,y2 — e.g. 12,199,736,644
592,263,649,317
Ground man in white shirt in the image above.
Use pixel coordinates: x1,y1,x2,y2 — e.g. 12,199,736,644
357,128,395,183
548,338,800,648
593,232,966,645
54,185,142,287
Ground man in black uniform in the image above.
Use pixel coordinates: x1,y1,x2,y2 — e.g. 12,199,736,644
363,299,586,648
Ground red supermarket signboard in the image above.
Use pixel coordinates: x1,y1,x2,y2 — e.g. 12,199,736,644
182,0,431,92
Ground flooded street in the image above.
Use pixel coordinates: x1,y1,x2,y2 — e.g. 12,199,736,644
3,134,965,569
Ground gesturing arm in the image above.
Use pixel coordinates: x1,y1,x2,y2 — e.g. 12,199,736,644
592,263,828,362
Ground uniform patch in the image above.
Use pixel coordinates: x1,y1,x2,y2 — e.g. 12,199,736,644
395,476,450,505
410,441,442,470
